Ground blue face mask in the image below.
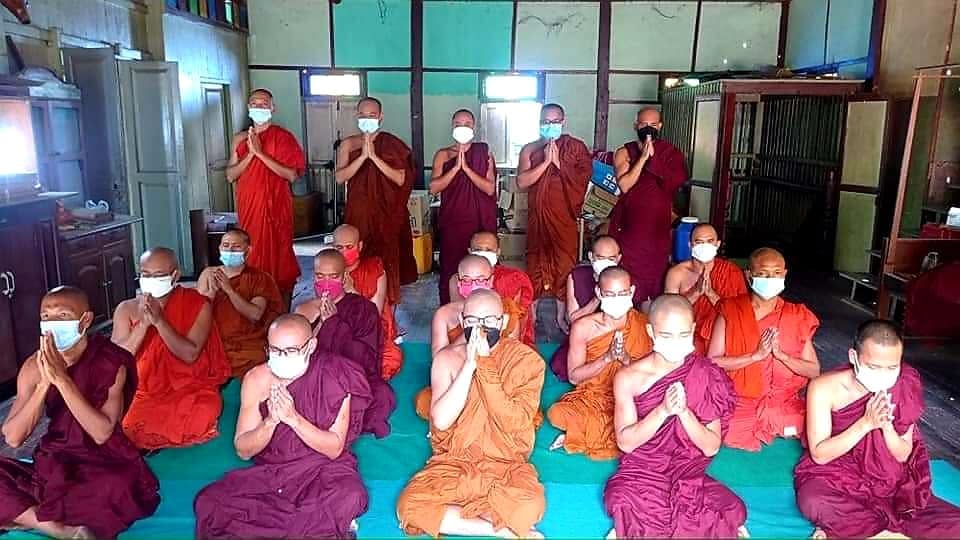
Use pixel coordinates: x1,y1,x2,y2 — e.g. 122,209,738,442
40,320,85,351
540,122,562,140
358,118,380,134
220,250,246,268
750,276,785,300
248,107,271,125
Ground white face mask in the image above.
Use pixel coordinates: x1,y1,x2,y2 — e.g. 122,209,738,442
248,107,272,125
452,126,475,144
653,335,695,364
268,352,309,380
40,320,84,351
599,295,633,319
750,277,785,300
691,243,718,263
358,118,380,134
471,250,498,267
140,276,175,298
853,358,900,393
591,258,618,276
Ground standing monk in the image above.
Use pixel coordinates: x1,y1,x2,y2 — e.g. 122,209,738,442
610,107,688,309
228,89,305,307
518,103,592,330
431,109,497,305
112,248,231,450
0,287,159,539
707,247,820,451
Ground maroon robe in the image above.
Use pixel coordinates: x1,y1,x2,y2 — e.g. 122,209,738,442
0,335,159,539
194,351,373,539
550,265,599,381
604,354,745,537
794,365,960,538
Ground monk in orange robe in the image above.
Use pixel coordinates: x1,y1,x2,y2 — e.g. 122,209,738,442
665,224,747,354
336,96,417,305
548,267,653,460
112,247,230,450
197,229,283,377
228,89,305,304
518,103,592,330
397,289,545,538
707,247,820,451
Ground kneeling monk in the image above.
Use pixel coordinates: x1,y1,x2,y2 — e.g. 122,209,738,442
795,319,960,539
604,294,746,538
195,314,373,539
547,267,652,459
0,287,159,539
113,247,230,449
397,289,546,538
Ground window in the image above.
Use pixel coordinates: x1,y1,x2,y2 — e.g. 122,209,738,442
479,73,544,167
304,72,363,98
481,73,543,102
167,0,248,31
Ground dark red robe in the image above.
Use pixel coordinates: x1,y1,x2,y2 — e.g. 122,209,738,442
905,261,960,337
550,265,598,381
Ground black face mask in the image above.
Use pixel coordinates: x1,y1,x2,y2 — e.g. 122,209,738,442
463,325,502,349
636,126,660,141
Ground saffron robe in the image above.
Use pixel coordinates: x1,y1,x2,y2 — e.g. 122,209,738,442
122,287,231,449
236,125,305,295
210,266,283,378
194,351,374,539
609,140,688,306
526,135,592,299
604,354,745,538
0,336,159,539
550,265,599,381
397,339,546,537
547,310,653,459
349,256,403,379
494,264,535,346
344,132,416,305
690,258,748,355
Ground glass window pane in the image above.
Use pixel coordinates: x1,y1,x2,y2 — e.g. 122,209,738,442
308,74,362,97
483,75,539,101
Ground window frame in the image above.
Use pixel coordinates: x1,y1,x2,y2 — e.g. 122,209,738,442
300,69,367,101
479,72,545,104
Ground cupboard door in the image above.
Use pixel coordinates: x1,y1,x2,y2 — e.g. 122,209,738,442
103,239,136,316
0,289,18,383
0,224,48,381
67,250,108,324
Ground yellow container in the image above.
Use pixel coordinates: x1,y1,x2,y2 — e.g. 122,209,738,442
412,233,434,274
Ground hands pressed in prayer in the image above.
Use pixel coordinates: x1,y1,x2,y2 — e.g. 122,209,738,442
455,148,465,172
140,294,163,327
864,391,895,430
270,384,299,426
464,327,482,373
642,135,655,161
548,140,560,168
610,331,626,365
752,328,777,362
38,333,70,389
265,390,282,427
318,293,338,325
663,382,687,416
342,272,357,294
360,134,373,161
247,127,263,158
213,269,234,295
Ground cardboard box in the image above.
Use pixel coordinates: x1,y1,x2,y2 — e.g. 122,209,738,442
591,159,620,195
582,184,619,220
408,190,432,236
412,233,434,274
293,192,323,237
498,230,527,271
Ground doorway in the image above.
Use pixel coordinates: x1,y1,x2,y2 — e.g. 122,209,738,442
202,82,232,212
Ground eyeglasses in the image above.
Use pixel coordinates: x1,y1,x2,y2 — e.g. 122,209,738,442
462,314,503,327
598,289,632,298
458,276,491,286
266,339,312,357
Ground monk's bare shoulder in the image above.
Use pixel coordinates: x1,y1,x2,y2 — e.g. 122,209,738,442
341,134,363,149
434,343,466,371
114,297,139,318
519,138,546,156
435,302,461,324
241,364,273,398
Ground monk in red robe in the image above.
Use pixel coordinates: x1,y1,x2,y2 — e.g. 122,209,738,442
665,224,747,354
0,287,159,539
518,103,592,330
336,96,417,305
707,247,820,451
431,109,497,305
610,107,688,309
228,89,305,305
796,319,960,539
198,229,283,377
113,247,231,450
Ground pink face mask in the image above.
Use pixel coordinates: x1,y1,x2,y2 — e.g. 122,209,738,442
314,277,344,299
458,278,491,299
340,246,361,267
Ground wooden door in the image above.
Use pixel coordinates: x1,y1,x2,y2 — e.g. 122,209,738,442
67,249,108,324
103,238,136,315
0,224,48,382
202,83,232,212
0,280,17,377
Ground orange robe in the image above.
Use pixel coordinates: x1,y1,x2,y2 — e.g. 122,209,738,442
397,339,546,537
494,264,535,346
526,135,592,299
122,287,231,450
691,258,748,354
349,256,403,379
211,267,283,378
546,310,653,459
717,294,819,451
236,125,305,296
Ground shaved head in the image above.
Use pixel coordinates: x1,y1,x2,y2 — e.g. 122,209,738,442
855,319,903,354
314,248,346,277
691,224,718,242
749,247,787,277
637,107,662,124
598,266,631,290
333,224,360,245
223,228,251,245
463,288,504,318
269,313,312,343
42,286,90,315
750,247,785,267
592,235,621,258
648,294,694,328
358,96,382,115
140,247,179,277
452,109,475,126
458,254,493,277
469,231,499,252
250,88,274,100
541,103,565,122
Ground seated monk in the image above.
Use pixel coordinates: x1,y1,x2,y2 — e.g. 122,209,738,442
113,247,230,449
707,247,820,451
604,294,747,538
547,266,652,460
194,314,374,538
551,235,622,381
397,289,546,538
795,320,960,539
664,224,746,354
197,228,283,377
332,224,403,379
0,287,159,539
296,249,395,438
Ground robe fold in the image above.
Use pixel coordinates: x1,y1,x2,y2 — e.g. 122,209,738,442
194,351,374,539
397,339,546,538
0,336,159,539
122,287,231,449
604,354,745,538
349,256,403,379
795,365,960,538
551,265,599,381
547,310,652,459
690,258,748,355
494,265,536,346
609,140,688,306
211,266,283,378
526,135,592,299
236,125,305,295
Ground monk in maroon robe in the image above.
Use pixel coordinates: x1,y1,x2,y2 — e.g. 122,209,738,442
194,314,373,539
610,107,688,308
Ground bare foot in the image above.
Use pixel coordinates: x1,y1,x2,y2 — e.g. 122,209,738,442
494,527,518,539
811,528,826,539
869,531,908,539
606,528,616,539
738,525,750,538
524,528,544,539
549,434,566,451
61,526,94,540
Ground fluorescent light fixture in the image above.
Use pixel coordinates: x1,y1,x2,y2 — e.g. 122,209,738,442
484,74,539,101
664,77,681,88
308,73,361,96
682,78,701,87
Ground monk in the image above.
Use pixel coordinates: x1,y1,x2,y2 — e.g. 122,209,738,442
551,235,622,381
228,88,305,305
604,294,747,538
336,96,417,305
195,314,373,539
795,319,960,539
547,267,653,460
397,289,546,538
610,107,688,308
707,247,820,451
198,228,283,377
296,249,395,439
333,224,403,379
0,287,159,539
665,223,747,354
518,103,592,330
112,247,231,450
431,109,497,304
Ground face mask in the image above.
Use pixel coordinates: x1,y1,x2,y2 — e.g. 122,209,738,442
471,250,498,267
358,118,380,134
591,258,617,276
248,107,272,125
540,123,562,140
458,278,491,299
600,296,633,319
853,358,900,393
463,325,501,349
750,277,785,300
268,352,309,380
341,247,361,267
40,320,84,351
653,336,695,364
314,278,344,299
219,250,245,268
636,125,659,141
452,126,475,144
691,243,718,263
140,276,175,298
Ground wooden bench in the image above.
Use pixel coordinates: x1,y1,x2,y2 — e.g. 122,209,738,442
839,271,880,314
